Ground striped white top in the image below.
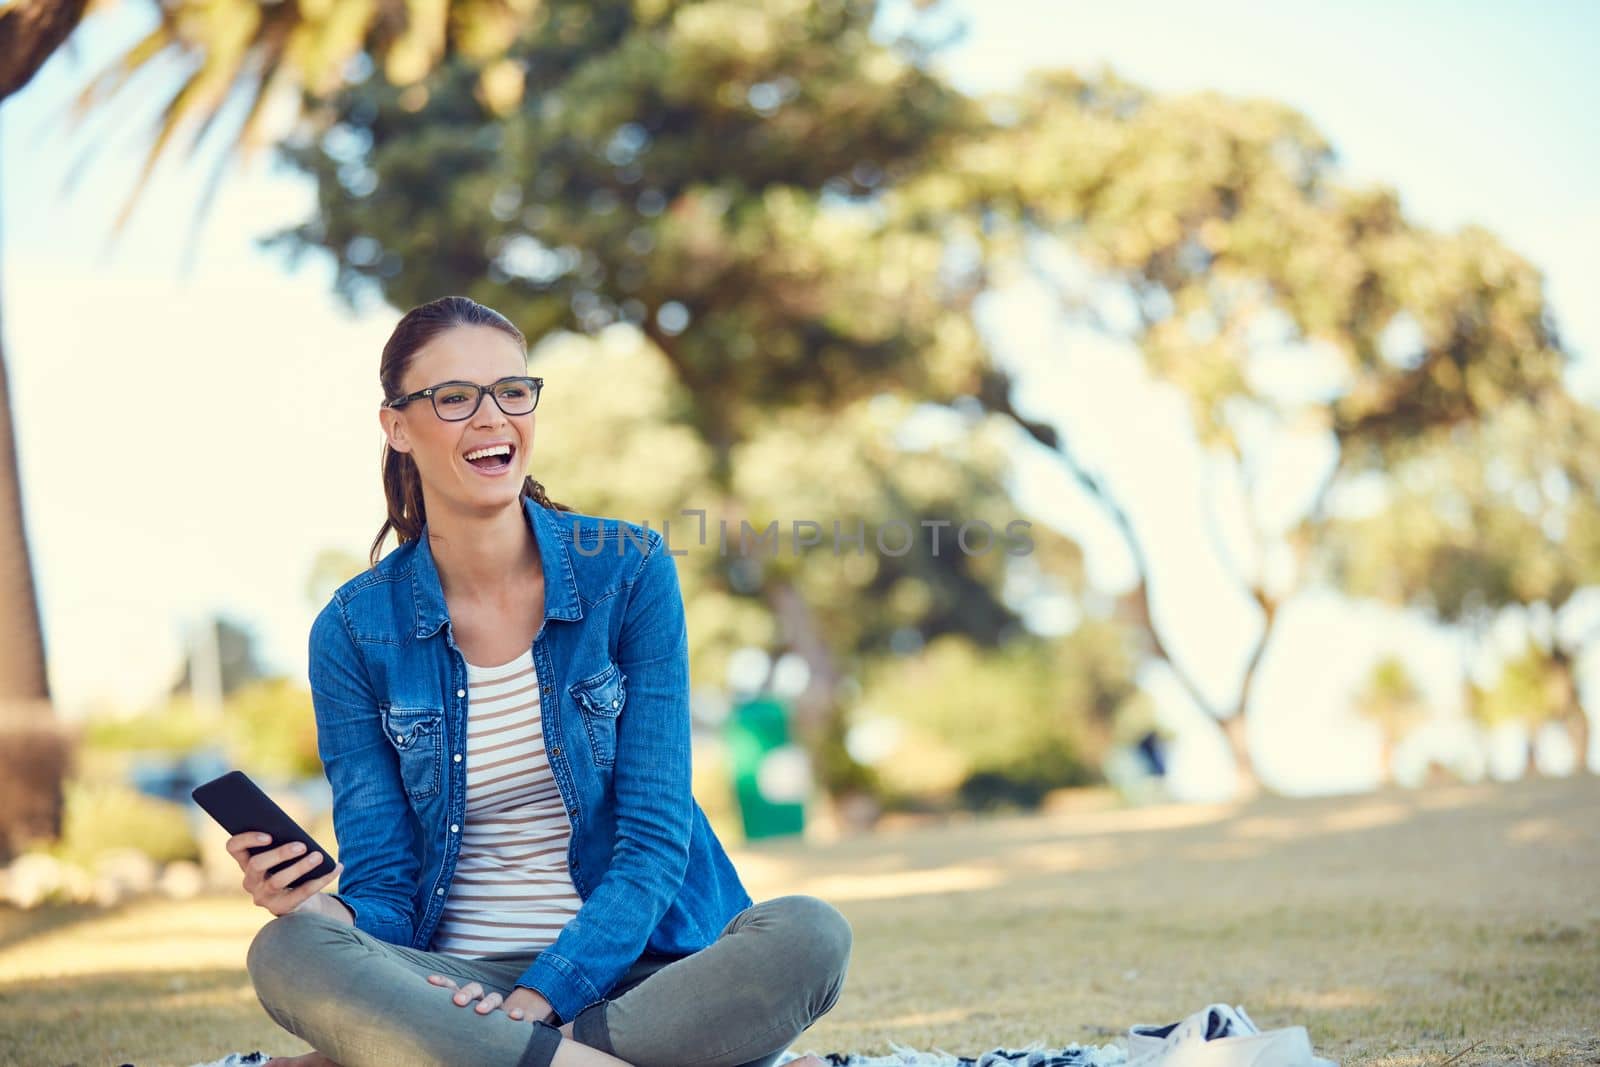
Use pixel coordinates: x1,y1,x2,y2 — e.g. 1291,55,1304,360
429,649,584,957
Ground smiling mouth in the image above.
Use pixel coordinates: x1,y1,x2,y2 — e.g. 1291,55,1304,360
464,444,516,474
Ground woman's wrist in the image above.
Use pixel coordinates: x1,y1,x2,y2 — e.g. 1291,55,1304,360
510,984,556,1022
294,891,354,924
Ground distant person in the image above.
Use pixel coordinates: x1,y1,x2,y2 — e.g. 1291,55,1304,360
1136,730,1168,779
225,296,850,1067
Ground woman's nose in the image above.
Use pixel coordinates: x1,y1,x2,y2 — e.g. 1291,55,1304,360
472,395,507,426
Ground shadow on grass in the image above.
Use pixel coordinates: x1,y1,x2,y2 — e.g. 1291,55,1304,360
0,899,138,954
0,965,295,1067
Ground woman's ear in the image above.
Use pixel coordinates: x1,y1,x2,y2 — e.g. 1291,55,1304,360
379,407,412,454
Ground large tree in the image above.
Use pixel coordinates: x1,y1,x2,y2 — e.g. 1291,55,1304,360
931,72,1571,792
261,0,996,752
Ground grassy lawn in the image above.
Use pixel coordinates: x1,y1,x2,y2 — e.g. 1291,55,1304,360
1,774,1595,1066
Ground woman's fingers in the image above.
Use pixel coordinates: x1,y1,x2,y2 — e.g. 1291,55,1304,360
252,840,311,874
225,832,267,866
279,861,342,913
424,976,515,1018
229,831,341,917
315,862,343,891
266,850,325,890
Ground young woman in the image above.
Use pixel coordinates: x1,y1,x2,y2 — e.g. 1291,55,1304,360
229,296,850,1067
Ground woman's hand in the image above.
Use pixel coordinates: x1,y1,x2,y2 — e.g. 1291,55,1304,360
226,831,344,916
425,975,555,1023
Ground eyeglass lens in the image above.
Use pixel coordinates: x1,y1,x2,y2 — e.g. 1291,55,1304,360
432,379,540,420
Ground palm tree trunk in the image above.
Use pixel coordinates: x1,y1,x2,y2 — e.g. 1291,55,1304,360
0,115,72,861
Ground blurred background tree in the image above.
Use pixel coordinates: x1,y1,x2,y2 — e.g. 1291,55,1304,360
249,0,1586,799
1353,655,1428,784
1321,395,1600,773
1469,641,1577,775
1,0,1590,854
937,71,1572,792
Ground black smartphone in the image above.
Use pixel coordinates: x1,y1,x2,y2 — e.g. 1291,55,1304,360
191,770,337,890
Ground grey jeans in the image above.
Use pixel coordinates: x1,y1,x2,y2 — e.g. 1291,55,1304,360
245,894,852,1067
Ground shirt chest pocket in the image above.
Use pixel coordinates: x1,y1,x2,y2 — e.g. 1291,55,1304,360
380,703,444,801
568,663,627,767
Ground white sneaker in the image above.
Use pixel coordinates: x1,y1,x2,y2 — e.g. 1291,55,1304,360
1126,1003,1337,1067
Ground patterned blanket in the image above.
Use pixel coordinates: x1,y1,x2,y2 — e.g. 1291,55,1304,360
188,1041,1130,1066
775,1044,1128,1067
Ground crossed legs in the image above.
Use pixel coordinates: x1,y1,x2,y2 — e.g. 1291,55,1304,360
246,895,852,1067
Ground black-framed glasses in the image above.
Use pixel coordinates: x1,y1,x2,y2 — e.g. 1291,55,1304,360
383,376,543,421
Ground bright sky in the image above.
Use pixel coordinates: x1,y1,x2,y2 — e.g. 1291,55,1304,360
5,1,1596,796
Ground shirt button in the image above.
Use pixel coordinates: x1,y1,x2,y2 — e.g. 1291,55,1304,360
453,753,462,762
435,888,444,896
551,746,561,757
542,685,552,694
450,824,460,833
456,688,466,698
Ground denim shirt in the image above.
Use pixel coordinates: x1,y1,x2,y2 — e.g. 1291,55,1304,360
307,495,753,1022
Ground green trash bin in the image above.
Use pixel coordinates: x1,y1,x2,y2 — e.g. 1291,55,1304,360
725,695,807,840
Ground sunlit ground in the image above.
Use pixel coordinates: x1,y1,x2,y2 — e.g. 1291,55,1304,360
1,775,1595,1066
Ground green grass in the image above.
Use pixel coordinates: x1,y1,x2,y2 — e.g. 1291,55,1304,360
2,774,1596,1066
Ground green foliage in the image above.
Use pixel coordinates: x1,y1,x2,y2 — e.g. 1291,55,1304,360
83,679,321,781
1356,655,1428,741
265,0,985,474
1321,396,1600,624
809,702,882,800
853,628,1141,810
1470,642,1569,729
224,678,324,780
48,780,199,868
955,73,1567,463
62,0,546,232
82,697,214,754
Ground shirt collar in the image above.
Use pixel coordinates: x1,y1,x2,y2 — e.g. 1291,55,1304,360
410,493,582,639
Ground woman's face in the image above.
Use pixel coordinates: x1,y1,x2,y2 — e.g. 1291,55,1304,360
379,325,534,515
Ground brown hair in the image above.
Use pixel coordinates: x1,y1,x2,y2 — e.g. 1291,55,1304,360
370,295,573,567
